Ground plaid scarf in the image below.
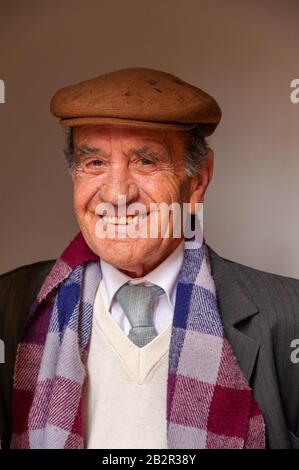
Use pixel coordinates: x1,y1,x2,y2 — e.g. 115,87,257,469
11,232,265,448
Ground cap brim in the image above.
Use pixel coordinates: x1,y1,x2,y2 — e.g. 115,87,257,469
59,116,196,131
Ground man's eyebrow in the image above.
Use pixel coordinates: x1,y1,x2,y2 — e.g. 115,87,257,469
75,145,105,157
130,146,165,160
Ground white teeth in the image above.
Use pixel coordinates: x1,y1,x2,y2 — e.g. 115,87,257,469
101,214,146,225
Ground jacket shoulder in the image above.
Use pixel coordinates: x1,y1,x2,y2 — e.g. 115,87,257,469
0,259,56,321
0,259,55,292
224,254,299,301
209,245,299,289
208,245,299,323
0,259,56,283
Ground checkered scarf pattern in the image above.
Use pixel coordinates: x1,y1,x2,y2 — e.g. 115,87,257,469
11,232,265,448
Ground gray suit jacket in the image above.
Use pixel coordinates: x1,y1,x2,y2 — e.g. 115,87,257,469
1,246,299,449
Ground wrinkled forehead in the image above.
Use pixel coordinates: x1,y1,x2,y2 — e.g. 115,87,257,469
72,124,185,151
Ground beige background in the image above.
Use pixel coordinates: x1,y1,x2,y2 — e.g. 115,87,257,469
0,0,298,277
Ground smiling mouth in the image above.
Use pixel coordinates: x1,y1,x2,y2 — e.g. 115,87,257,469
97,213,149,225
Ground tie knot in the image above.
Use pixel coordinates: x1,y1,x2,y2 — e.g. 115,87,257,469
115,282,164,331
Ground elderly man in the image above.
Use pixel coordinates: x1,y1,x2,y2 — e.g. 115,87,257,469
0,68,299,450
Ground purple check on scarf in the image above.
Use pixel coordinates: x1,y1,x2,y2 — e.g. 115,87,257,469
11,232,265,448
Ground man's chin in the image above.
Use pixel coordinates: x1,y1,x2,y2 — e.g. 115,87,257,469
88,237,163,269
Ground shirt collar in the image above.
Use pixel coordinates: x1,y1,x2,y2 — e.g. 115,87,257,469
100,240,185,310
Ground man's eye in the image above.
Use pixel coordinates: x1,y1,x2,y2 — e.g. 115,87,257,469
139,158,153,165
88,159,103,167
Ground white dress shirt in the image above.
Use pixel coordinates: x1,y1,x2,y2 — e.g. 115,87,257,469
99,240,185,335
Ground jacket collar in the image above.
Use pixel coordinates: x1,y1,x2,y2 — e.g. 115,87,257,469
207,245,261,385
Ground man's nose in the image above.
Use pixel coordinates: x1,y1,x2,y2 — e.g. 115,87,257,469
97,165,140,206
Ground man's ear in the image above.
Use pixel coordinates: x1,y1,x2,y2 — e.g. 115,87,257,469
189,149,214,214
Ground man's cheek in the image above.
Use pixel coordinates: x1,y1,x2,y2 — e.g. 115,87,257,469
73,197,88,224
74,184,91,208
73,194,82,216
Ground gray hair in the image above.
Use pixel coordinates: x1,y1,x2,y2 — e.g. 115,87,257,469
64,128,76,172
180,126,210,177
63,126,210,177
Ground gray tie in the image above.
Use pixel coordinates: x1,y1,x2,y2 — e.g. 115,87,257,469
115,282,165,347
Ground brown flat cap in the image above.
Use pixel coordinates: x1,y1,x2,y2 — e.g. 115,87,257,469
50,67,222,135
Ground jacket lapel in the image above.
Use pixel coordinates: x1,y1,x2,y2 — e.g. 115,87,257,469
207,246,261,385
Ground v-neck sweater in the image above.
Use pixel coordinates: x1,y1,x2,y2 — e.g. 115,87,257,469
83,281,172,449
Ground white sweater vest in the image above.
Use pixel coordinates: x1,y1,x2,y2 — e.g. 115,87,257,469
83,281,172,449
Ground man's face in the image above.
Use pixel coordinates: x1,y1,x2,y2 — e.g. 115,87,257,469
72,125,212,277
